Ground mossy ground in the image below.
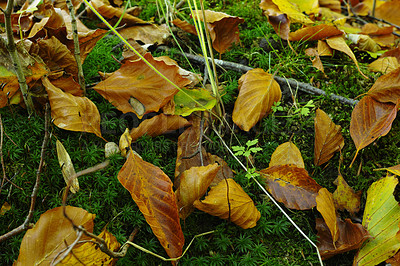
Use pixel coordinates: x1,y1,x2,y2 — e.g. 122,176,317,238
0,0,397,265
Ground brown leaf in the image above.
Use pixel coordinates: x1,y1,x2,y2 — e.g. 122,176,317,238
350,96,397,167
259,0,290,40
232,68,281,131
317,40,333,56
361,23,394,36
48,72,83,96
172,18,197,35
316,188,339,243
207,153,234,187
305,47,325,73
326,36,368,79
367,67,400,104
130,114,190,142
333,175,361,216
375,0,400,26
259,165,322,210
316,218,369,260
15,206,95,265
93,53,191,118
43,77,103,138
196,10,244,54
368,57,400,74
289,24,343,41
117,153,184,259
193,178,261,229
269,141,304,168
387,250,400,266
175,163,221,219
119,24,171,46
70,29,107,63
314,108,344,166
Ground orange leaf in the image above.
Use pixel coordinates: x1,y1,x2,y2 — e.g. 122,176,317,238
175,163,221,219
93,53,191,118
316,218,369,260
48,72,83,96
314,108,344,166
326,36,368,79
316,188,339,243
375,0,400,26
367,67,400,104
172,18,197,35
368,57,400,74
130,114,190,142
269,141,304,168
259,165,322,210
350,95,397,167
117,153,184,259
232,68,281,131
15,206,95,265
333,175,361,216
289,24,343,41
43,77,103,138
193,178,261,229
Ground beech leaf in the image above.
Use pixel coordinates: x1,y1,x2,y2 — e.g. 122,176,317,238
56,139,79,193
117,153,184,260
367,67,400,104
289,24,343,41
173,87,217,116
269,141,305,168
193,178,261,229
333,175,361,216
316,188,339,244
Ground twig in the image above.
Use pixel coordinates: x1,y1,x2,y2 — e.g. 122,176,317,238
0,104,50,243
157,46,359,106
1,0,35,115
51,230,84,265
367,15,400,37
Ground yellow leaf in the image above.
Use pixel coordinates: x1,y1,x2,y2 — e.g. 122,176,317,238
269,141,304,168
56,140,79,193
316,188,339,244
333,175,361,216
0,202,11,215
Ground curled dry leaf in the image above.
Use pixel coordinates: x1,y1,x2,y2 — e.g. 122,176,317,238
15,206,95,265
193,178,261,229
316,188,339,244
314,108,344,166
269,141,305,168
43,77,103,139
305,47,325,73
93,53,191,118
354,175,400,265
350,96,397,167
56,140,79,193
232,68,281,131
119,128,132,157
175,163,221,219
195,10,244,54
289,24,343,41
333,175,361,216
130,113,190,142
259,165,322,210
316,217,369,260
117,153,184,260
367,67,400,104
259,0,290,39
61,228,120,265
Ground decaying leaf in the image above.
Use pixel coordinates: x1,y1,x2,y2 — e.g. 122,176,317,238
117,153,184,260
0,202,11,215
269,141,305,168
268,0,316,24
333,175,361,216
193,178,261,229
259,165,322,210
316,188,339,244
15,206,95,265
305,47,325,73
367,67,400,104
56,139,79,193
43,77,103,138
175,163,221,219
354,175,400,265
314,108,344,166
350,96,397,167
232,68,281,131
130,113,190,142
93,53,191,118
316,217,369,260
174,87,217,116
259,0,290,39
119,128,132,157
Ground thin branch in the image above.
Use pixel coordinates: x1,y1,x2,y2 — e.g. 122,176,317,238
0,104,50,243
51,230,84,265
157,46,359,106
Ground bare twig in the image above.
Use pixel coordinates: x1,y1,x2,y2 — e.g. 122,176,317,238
157,46,359,106
0,104,50,243
51,230,84,265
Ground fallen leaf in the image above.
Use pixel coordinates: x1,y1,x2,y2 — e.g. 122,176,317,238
375,0,400,26
317,40,333,56
207,153,234,187
48,72,83,96
259,0,290,39
175,163,221,219
43,77,103,139
326,36,368,79
15,206,95,265
354,175,400,265
368,57,400,74
350,96,397,167
270,0,316,24
93,53,191,118
347,34,381,53
0,202,11,215
56,140,79,193
361,23,394,36
172,18,197,35
193,178,261,229
130,113,190,142
367,67,400,104
314,108,344,166
269,141,305,168
117,153,184,260
119,128,132,157
232,68,281,131
316,188,339,243
316,218,369,260
387,250,400,266
289,24,343,41
174,87,217,116
305,47,325,73
259,165,322,210
333,175,361,216
119,24,171,46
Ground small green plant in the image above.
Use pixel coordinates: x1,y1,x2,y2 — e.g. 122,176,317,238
232,139,262,180
293,99,315,117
